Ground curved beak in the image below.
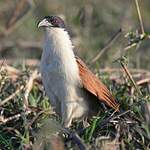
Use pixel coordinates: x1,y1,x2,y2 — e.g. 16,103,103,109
38,19,52,28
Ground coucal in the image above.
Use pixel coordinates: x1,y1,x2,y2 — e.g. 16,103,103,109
38,16,119,127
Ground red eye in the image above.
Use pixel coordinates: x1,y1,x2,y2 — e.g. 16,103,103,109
52,19,58,24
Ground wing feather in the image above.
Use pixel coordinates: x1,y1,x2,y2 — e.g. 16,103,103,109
76,56,119,111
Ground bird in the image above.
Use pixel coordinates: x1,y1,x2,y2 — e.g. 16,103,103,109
38,15,119,127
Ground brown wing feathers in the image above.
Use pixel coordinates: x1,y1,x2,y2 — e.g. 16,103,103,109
76,56,119,111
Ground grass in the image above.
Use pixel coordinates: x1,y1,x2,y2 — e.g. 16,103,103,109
0,63,150,150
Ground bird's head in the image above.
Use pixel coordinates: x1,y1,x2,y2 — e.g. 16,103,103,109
38,16,65,29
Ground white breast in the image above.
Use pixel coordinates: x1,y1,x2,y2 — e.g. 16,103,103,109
40,27,88,127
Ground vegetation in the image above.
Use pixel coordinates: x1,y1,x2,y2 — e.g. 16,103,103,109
0,0,150,149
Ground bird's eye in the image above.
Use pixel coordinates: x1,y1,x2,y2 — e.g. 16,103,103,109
52,19,58,25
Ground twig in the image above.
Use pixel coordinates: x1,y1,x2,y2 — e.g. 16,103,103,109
137,78,150,85
110,110,131,121
0,85,24,106
96,110,117,129
134,0,145,34
131,77,150,95
120,62,142,96
24,70,38,108
0,110,31,125
28,110,45,127
1,63,22,81
28,107,55,127
124,43,137,51
113,124,120,148
87,28,122,64
1,63,21,75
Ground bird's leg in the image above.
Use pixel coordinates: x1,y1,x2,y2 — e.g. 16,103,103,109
61,102,73,128
83,117,90,128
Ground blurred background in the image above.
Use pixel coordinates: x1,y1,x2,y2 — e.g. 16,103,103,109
0,0,150,69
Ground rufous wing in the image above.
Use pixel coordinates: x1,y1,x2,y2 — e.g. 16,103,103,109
76,56,119,111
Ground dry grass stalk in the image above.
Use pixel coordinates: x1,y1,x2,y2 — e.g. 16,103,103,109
134,0,145,34
0,85,24,106
24,70,38,108
1,63,21,75
120,62,142,96
0,110,31,125
137,78,150,85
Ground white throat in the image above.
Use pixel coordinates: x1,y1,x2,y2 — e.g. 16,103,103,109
44,28,73,57
41,27,81,85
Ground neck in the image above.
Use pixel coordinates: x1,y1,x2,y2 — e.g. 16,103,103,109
41,27,80,84
45,28,73,52
43,28,74,62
